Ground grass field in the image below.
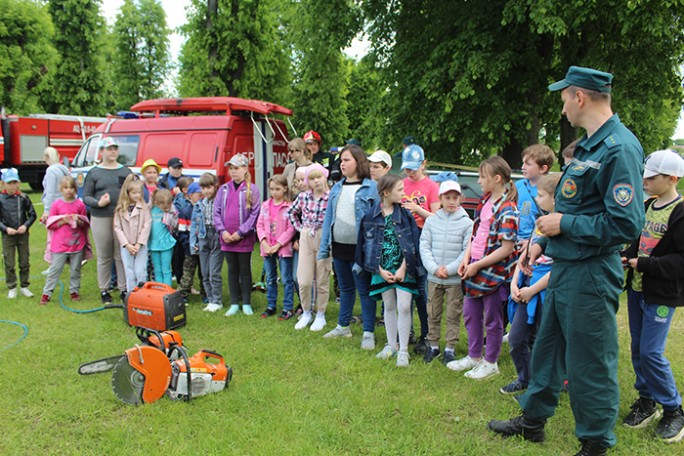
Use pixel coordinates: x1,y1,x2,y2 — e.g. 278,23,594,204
1,188,683,455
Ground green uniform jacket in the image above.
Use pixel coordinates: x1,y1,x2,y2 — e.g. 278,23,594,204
547,114,645,261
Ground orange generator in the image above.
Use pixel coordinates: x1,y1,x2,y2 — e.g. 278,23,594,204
124,282,186,331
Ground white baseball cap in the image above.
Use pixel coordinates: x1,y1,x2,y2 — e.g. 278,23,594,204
643,150,684,178
439,180,462,196
368,150,392,167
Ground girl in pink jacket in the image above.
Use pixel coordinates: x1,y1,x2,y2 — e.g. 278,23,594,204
256,174,296,319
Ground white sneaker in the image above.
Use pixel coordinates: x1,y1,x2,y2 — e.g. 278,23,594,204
323,325,352,338
361,332,376,350
502,333,509,344
294,312,313,330
446,355,479,372
309,313,327,332
203,303,223,312
8,288,17,299
242,305,254,315
20,287,34,298
396,351,410,367
465,360,500,380
225,305,240,316
376,344,397,360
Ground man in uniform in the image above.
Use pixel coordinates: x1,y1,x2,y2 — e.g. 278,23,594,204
488,66,645,455
304,130,334,175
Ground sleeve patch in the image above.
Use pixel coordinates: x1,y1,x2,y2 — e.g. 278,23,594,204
613,184,634,207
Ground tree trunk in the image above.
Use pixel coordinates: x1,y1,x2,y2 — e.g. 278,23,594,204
501,136,524,170
560,116,577,154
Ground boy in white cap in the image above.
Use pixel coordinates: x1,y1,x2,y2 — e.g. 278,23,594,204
622,149,684,443
368,150,393,181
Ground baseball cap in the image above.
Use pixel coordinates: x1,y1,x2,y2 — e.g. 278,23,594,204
2,168,20,183
402,135,416,146
548,66,613,93
225,154,249,168
346,138,361,146
368,150,392,168
439,180,462,196
140,158,162,174
401,144,425,170
303,130,322,144
100,137,119,149
187,182,201,194
167,157,183,168
643,150,684,178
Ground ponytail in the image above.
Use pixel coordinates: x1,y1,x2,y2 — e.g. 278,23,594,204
505,179,518,203
244,169,253,210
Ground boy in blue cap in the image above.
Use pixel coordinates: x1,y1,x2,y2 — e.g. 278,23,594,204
488,66,645,456
178,181,206,301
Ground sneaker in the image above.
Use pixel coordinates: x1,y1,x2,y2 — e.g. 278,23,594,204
413,336,430,355
203,303,223,312
446,355,479,372
623,397,661,429
361,332,376,350
70,292,81,301
278,310,294,321
202,297,209,304
8,288,17,299
396,350,410,367
465,360,500,380
20,287,34,298
323,325,352,338
487,414,546,442
310,313,327,332
656,407,684,443
225,304,240,316
294,304,303,317
500,379,528,395
120,291,127,303
502,333,509,344
574,440,608,456
261,307,276,318
100,291,112,304
190,287,200,295
40,294,50,305
376,344,398,359
408,331,417,345
242,304,254,315
442,351,456,365
423,348,441,363
294,312,312,330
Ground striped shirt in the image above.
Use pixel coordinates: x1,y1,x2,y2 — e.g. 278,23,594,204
288,190,329,235
201,198,215,227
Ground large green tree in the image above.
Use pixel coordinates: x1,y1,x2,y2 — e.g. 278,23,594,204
46,0,108,115
112,0,171,110
0,0,58,114
345,54,386,150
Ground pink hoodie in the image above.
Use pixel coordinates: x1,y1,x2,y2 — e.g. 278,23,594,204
256,198,295,257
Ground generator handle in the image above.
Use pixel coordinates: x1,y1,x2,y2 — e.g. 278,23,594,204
140,282,175,293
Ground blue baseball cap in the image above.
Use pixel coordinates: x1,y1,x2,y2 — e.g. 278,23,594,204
188,182,201,194
548,66,613,93
100,137,119,149
2,168,20,183
401,144,425,170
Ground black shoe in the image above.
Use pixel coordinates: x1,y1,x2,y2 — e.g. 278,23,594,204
656,406,684,443
487,414,546,442
413,336,430,355
261,307,276,318
500,379,528,396
623,397,660,429
441,351,456,365
101,291,112,304
408,330,417,345
278,310,294,321
423,348,441,363
120,291,127,303
574,439,607,456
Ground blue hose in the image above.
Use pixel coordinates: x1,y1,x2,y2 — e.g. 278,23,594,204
0,320,28,351
56,280,123,314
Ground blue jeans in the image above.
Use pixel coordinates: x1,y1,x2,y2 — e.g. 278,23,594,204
627,288,681,410
333,258,376,332
264,254,294,311
151,248,173,286
508,301,539,385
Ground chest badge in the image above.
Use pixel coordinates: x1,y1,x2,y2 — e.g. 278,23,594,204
561,178,578,199
613,184,634,207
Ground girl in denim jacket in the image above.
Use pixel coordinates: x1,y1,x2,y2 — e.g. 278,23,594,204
355,174,423,367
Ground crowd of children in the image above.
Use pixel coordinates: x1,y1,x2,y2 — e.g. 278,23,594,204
2,133,683,445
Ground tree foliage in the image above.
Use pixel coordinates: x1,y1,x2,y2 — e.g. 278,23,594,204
0,0,58,114
345,54,386,150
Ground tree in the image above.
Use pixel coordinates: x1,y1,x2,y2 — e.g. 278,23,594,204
46,0,108,115
112,0,171,110
345,54,386,150
0,0,58,114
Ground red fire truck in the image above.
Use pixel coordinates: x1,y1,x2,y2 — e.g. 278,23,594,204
0,113,106,190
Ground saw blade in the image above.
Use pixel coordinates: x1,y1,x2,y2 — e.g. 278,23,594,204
78,356,123,375
111,357,146,405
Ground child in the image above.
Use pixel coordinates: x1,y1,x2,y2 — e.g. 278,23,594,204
113,175,151,294
291,165,310,316
0,169,37,298
179,182,206,301
149,188,178,286
140,159,162,204
356,174,423,366
256,174,296,319
515,145,554,250
191,173,224,312
215,154,261,316
172,176,194,285
319,145,379,348
449,156,519,380
419,180,473,364
622,149,684,442
159,157,187,193
400,144,440,355
368,150,392,181
500,172,560,395
288,163,331,331
41,176,89,304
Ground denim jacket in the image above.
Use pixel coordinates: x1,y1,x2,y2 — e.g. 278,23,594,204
318,177,378,259
189,198,208,253
353,202,425,279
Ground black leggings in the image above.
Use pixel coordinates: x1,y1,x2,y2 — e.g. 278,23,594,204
224,252,252,305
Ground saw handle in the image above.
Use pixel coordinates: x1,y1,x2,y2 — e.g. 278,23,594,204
168,345,192,402
199,349,225,364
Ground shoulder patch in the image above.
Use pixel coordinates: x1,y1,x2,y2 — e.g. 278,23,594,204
561,178,578,199
603,134,622,149
613,183,634,207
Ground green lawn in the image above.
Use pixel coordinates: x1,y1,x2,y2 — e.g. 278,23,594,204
1,188,682,455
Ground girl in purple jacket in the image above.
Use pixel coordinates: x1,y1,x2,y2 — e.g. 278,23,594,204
214,154,261,316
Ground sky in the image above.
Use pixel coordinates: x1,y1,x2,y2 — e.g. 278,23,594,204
101,1,684,140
